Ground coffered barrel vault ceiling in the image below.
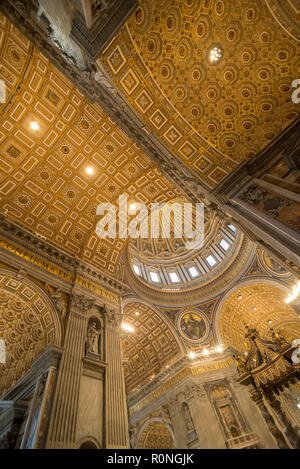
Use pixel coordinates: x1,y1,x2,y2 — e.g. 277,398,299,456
0,14,182,276
101,0,300,187
122,302,182,392
218,283,300,353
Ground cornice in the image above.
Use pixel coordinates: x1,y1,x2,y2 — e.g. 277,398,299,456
213,117,300,198
0,215,129,295
128,347,236,413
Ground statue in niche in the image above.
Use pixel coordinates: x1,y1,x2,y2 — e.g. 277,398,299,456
51,288,66,319
86,321,101,356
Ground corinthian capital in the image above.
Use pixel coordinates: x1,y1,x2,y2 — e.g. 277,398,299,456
104,305,121,325
69,294,94,315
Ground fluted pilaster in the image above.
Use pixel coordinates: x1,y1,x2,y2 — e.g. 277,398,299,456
45,296,92,448
104,308,129,448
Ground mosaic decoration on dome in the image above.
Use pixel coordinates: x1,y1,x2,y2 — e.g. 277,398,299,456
0,14,182,277
129,197,209,262
258,250,292,278
101,0,300,187
177,309,209,344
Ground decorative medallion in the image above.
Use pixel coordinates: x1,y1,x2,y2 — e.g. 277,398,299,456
177,310,209,343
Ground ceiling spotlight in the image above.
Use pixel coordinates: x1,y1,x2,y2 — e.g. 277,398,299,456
238,295,243,300
86,167,94,175
30,121,39,131
121,323,134,333
268,320,272,324
188,351,195,359
135,311,140,316
203,348,209,356
253,307,257,311
207,44,223,64
216,345,223,353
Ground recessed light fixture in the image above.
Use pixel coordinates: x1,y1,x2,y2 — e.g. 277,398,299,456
268,320,272,324
216,345,223,353
253,307,257,311
30,121,39,131
135,311,140,316
207,44,223,64
188,351,195,359
238,295,243,300
86,167,94,175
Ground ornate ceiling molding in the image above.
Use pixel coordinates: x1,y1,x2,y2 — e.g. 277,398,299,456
0,215,128,295
0,0,218,205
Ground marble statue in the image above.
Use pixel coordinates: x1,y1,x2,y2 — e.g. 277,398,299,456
86,321,101,355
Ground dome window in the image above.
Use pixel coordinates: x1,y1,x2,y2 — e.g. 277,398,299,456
188,266,199,278
150,271,160,283
169,272,179,283
206,255,217,267
219,239,230,251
